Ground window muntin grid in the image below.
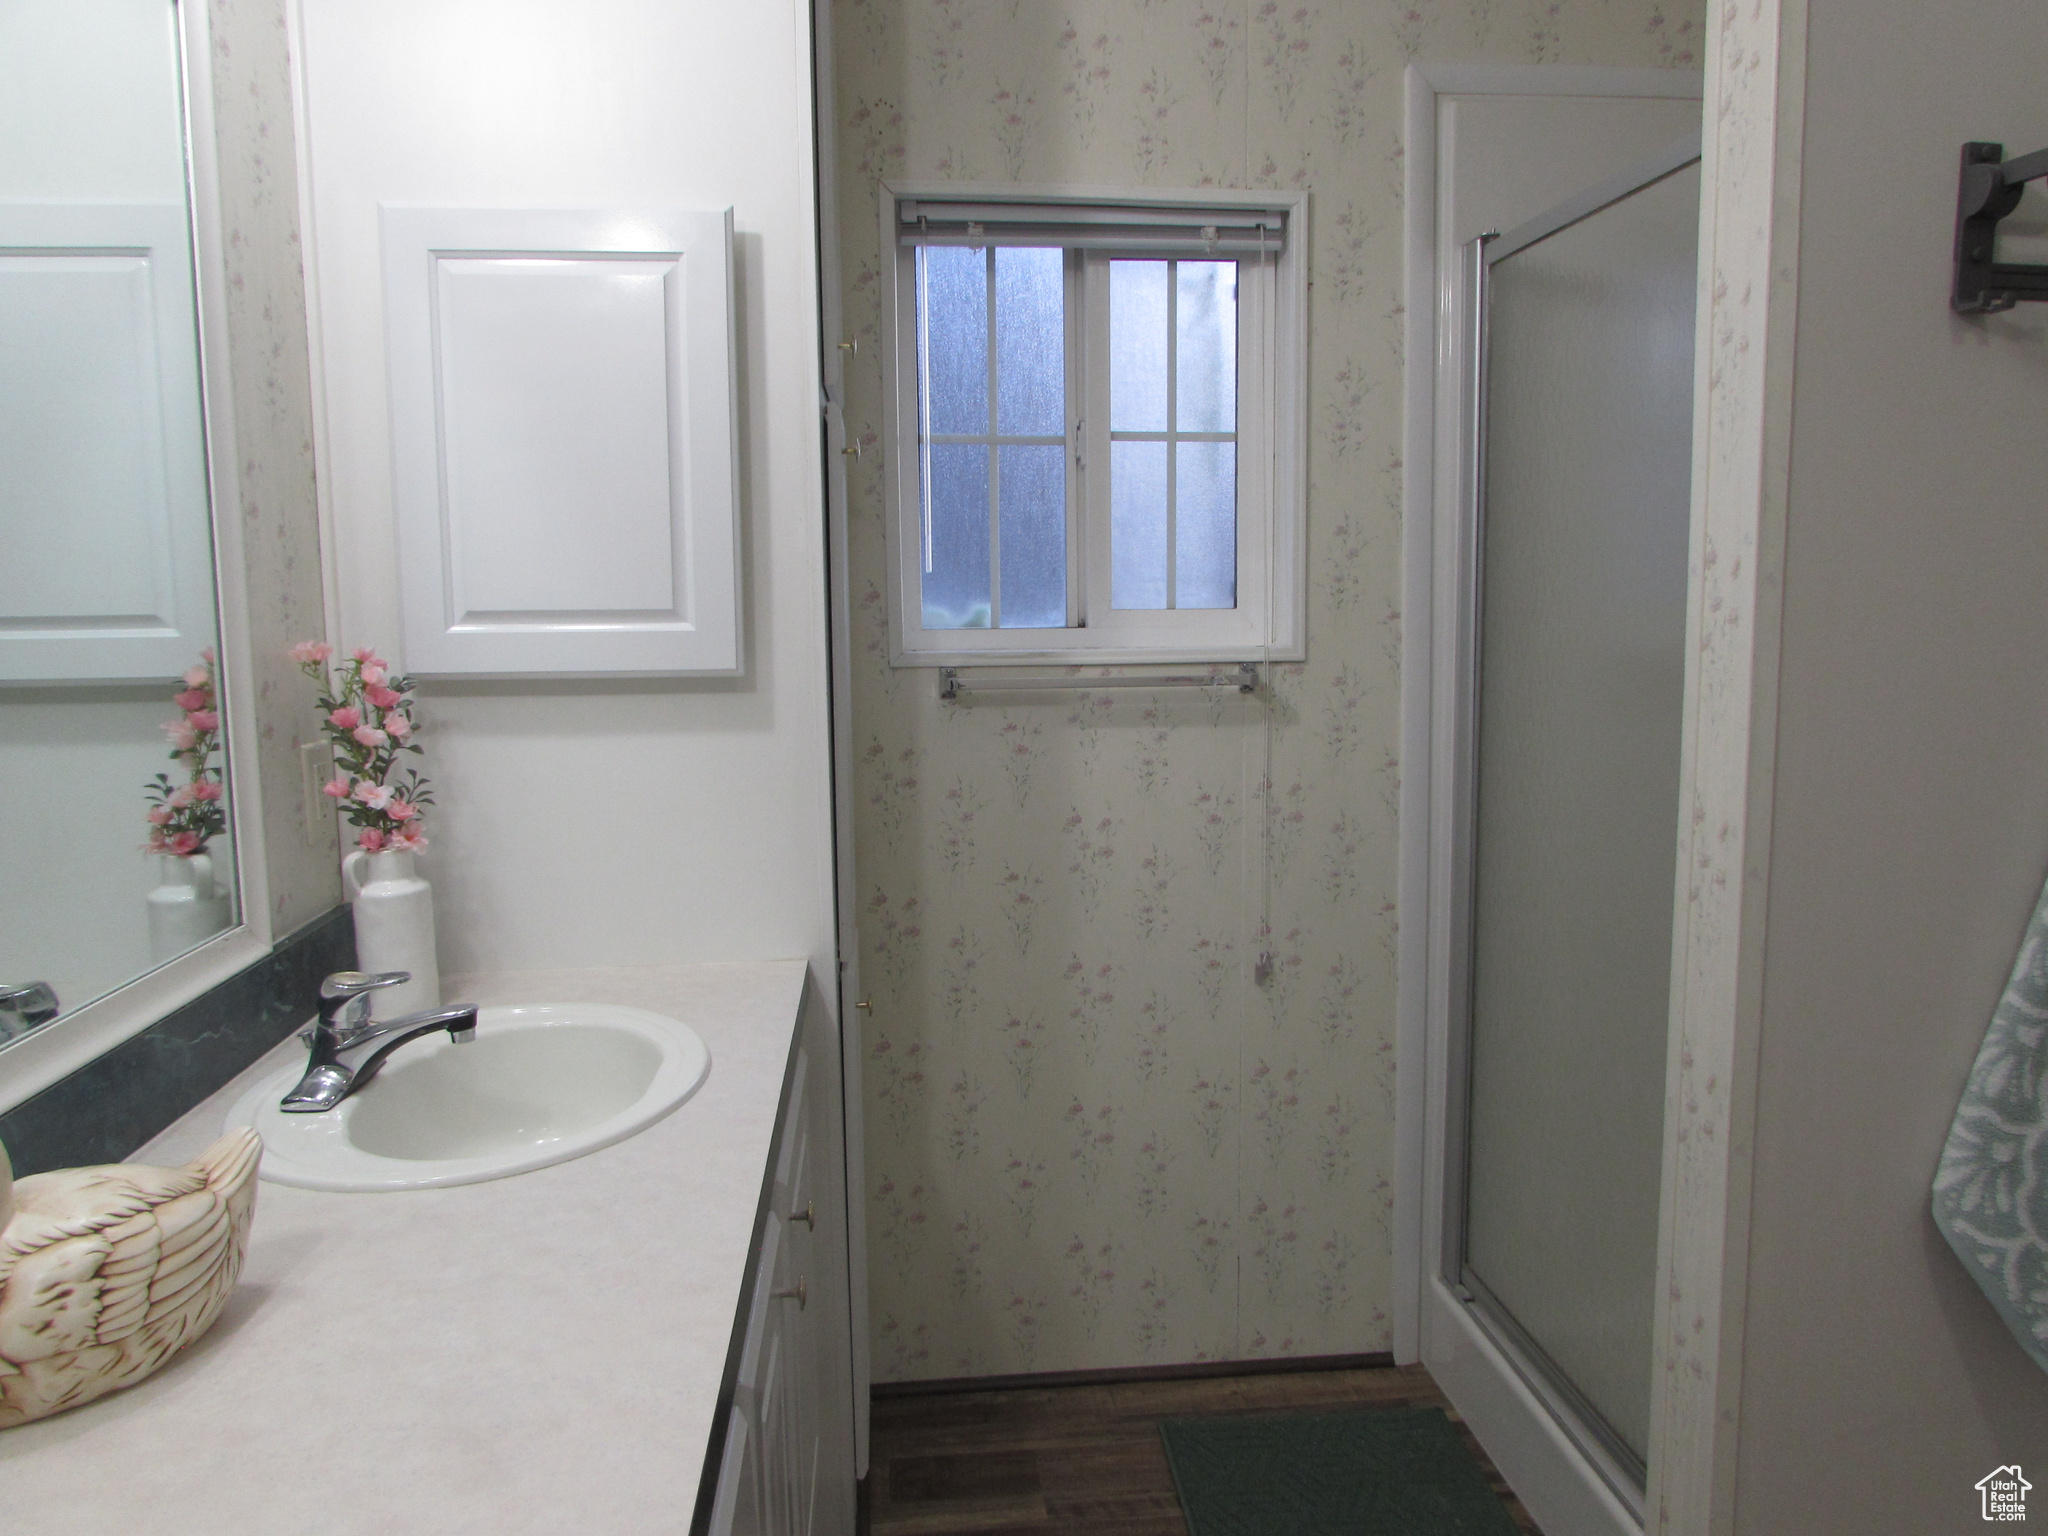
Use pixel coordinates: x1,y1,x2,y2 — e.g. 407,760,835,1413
914,244,1068,630
1106,257,1238,611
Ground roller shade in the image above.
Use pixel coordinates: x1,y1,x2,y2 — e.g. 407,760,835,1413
897,197,1287,256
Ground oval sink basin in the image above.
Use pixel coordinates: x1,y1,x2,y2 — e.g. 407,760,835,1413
227,1003,710,1191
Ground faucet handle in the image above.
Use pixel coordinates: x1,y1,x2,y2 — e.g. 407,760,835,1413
320,970,411,1002
316,971,411,1037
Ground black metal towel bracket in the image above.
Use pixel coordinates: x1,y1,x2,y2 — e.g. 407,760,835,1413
1953,141,2048,313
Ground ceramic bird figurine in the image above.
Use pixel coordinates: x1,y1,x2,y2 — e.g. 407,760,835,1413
0,1128,260,1428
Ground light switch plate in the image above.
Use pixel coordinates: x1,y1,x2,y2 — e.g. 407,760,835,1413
299,739,333,849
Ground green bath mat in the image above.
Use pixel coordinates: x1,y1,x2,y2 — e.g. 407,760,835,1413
1160,1407,1521,1536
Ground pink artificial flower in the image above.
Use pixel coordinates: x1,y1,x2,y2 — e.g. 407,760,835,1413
386,798,418,822
147,805,173,827
192,780,223,803
322,776,353,800
360,662,388,687
201,647,215,663
290,640,334,665
169,784,197,809
351,647,382,666
183,664,210,688
385,713,413,740
352,724,389,749
356,828,387,853
187,709,219,733
352,781,393,809
174,688,209,711
388,828,428,854
365,684,401,710
144,831,169,852
163,719,199,750
328,705,362,731
167,830,203,856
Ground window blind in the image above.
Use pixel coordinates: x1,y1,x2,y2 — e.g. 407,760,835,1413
897,197,1287,256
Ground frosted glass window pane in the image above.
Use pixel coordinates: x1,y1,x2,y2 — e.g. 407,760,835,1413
1109,260,1167,431
1462,161,1700,1467
1176,261,1236,432
995,247,1063,436
1175,441,1236,608
921,246,987,435
998,445,1065,628
922,443,991,628
1110,440,1167,609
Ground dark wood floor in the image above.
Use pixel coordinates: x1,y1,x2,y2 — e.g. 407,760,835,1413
863,1362,1543,1535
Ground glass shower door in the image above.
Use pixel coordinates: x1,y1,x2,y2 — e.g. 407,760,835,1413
1456,142,1700,1490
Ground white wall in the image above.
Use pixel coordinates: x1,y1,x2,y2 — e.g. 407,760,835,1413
293,0,836,980
1727,0,2048,1526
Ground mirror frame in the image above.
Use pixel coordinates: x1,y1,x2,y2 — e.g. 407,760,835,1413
0,0,277,1117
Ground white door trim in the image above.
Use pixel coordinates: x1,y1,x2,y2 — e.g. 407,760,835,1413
1644,6,1806,1534
808,0,873,1482
1394,57,1704,1364
1395,61,1703,1536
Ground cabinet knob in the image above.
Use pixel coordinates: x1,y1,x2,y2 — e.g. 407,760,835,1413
790,1201,815,1229
853,997,872,1013
837,338,859,354
773,1276,808,1310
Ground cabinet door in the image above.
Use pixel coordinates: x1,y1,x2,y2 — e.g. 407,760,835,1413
758,1210,804,1536
716,987,857,1536
379,206,741,677
708,1404,763,1536
796,987,858,1536
781,1080,822,1536
724,1213,782,1534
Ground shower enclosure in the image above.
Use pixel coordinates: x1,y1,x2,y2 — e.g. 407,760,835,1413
1446,133,1701,1508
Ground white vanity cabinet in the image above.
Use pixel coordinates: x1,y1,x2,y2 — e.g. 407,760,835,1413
705,982,855,1536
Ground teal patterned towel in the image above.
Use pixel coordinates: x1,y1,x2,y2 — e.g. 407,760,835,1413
1934,872,2048,1374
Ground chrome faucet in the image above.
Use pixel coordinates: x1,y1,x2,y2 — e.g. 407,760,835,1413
279,970,478,1113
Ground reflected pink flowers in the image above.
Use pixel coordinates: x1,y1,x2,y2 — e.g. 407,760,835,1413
145,652,226,858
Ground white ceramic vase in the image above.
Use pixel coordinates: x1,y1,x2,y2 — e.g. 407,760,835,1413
343,848,440,1019
146,852,231,964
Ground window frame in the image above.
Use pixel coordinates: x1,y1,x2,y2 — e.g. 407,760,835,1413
878,182,1309,667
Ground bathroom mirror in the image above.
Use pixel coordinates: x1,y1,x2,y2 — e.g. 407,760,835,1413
0,1,252,1057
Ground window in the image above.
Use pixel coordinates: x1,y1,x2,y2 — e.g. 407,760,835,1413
880,187,1307,664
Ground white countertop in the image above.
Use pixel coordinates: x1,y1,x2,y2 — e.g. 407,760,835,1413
0,960,809,1536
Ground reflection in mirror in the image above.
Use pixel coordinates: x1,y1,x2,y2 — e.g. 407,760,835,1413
0,0,237,1045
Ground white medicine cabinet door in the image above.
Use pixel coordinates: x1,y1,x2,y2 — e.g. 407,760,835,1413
380,206,741,678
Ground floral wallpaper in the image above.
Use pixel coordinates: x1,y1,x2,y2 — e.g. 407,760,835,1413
208,0,341,935
833,0,1693,1380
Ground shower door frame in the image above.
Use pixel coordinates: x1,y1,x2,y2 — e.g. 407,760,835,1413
1443,131,1703,1524
1396,64,1706,1536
